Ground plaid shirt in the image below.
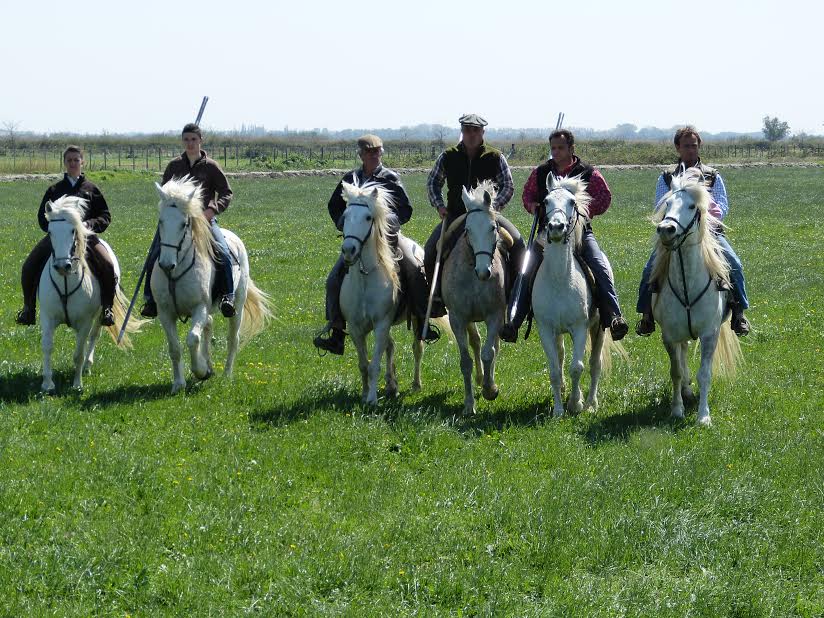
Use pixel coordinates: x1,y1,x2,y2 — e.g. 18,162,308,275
427,145,514,211
521,164,612,217
654,168,728,219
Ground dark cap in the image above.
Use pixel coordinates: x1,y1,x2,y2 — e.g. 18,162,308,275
182,123,202,138
459,113,487,128
357,134,383,149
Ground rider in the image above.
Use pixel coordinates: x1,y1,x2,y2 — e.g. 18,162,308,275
635,126,750,337
500,129,629,342
424,113,525,317
140,123,235,318
16,145,117,327
313,134,440,355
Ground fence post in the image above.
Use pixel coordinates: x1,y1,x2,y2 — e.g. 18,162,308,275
224,146,228,168
158,147,161,170
235,145,239,168
145,148,149,170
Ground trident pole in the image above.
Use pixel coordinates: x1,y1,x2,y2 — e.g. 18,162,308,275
117,96,210,344
506,111,564,325
420,215,449,342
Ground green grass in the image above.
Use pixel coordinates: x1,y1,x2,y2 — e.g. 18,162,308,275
0,169,822,616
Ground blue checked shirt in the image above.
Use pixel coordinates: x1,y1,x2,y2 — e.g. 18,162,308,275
655,167,729,219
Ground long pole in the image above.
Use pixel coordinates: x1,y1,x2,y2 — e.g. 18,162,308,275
507,111,564,324
420,216,449,341
117,97,209,344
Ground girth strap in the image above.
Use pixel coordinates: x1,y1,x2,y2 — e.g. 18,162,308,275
48,265,86,327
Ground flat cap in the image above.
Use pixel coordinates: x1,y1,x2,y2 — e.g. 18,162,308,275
459,113,487,127
357,134,383,149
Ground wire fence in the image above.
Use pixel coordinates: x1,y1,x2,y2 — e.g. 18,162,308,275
1,142,823,175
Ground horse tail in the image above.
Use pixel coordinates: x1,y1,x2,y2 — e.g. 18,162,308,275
711,320,742,378
592,328,629,377
239,277,274,347
106,285,148,349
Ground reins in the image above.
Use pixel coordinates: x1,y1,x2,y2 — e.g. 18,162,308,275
47,218,85,326
158,214,197,323
465,208,498,263
342,203,376,275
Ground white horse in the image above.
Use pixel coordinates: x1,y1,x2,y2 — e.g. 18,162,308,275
153,177,273,394
532,176,627,418
39,195,142,393
650,173,742,425
339,180,442,404
441,181,510,415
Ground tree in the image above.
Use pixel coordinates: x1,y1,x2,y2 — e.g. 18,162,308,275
2,120,21,149
762,116,790,141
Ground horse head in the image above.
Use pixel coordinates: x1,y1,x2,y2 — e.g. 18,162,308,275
155,176,213,273
461,181,498,280
654,172,710,250
544,175,590,246
45,196,89,276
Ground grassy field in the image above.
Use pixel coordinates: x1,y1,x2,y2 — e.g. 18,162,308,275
0,168,822,616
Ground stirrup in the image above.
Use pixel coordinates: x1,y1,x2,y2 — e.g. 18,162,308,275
16,307,36,326
100,307,115,327
220,294,236,318
499,322,518,343
420,322,440,344
635,314,655,337
140,299,158,318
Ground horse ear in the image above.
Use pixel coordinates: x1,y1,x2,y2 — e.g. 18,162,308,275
45,201,53,214
546,174,555,191
461,186,471,205
371,187,379,200
483,190,492,208
186,186,198,202
154,182,165,199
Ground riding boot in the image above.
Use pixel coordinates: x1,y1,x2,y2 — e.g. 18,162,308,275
211,219,236,318
635,311,656,336
314,256,348,354
730,302,751,337
17,236,52,325
140,236,161,318
314,327,346,355
500,244,544,343
423,222,447,318
86,237,117,326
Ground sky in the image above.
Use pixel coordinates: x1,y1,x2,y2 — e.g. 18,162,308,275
2,0,821,136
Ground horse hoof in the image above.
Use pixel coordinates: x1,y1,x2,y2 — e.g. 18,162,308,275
463,406,477,416
171,383,185,395
671,407,685,419
552,409,565,419
410,382,422,393
385,388,399,399
197,369,213,381
41,388,56,397
697,415,712,427
482,385,499,401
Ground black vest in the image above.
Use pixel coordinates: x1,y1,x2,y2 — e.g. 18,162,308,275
663,159,717,190
443,142,504,219
535,156,595,204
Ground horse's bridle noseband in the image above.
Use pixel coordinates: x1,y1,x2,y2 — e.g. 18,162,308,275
158,206,197,321
465,208,498,262
545,188,581,245
659,191,701,251
342,203,376,274
47,218,84,326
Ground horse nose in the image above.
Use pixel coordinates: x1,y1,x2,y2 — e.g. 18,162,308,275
341,242,356,263
53,260,70,274
159,259,176,273
548,221,564,234
657,222,677,239
476,265,492,280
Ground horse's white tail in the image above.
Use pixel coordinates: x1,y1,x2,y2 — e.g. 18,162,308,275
710,320,742,378
105,286,147,349
587,328,629,376
239,277,274,347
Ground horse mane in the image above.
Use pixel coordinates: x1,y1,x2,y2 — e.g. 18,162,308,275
650,174,729,286
467,180,498,213
46,195,92,271
159,175,216,261
341,179,400,292
551,175,591,250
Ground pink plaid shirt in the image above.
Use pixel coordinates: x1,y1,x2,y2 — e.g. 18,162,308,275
522,161,612,217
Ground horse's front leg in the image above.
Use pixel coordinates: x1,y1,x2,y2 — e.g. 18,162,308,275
663,340,685,419
40,317,57,394
538,326,565,418
158,310,185,394
83,322,103,376
467,323,483,386
566,325,588,414
410,317,423,392
71,319,94,391
225,308,241,379
350,330,370,403
585,321,604,411
366,321,391,405
696,330,720,426
187,305,212,380
450,317,476,415
384,330,398,399
481,314,502,401
202,313,214,376
679,341,695,404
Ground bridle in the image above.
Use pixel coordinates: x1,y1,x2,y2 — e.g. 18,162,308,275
544,188,582,245
158,205,197,321
47,218,85,327
342,203,375,274
465,207,498,264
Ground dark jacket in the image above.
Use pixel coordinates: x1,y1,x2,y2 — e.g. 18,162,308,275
162,150,233,214
535,156,595,205
664,158,718,189
328,165,412,231
38,174,110,233
442,142,505,219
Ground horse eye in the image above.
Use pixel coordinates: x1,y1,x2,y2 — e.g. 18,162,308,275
366,215,372,222
689,204,696,210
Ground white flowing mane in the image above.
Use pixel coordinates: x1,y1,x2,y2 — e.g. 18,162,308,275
650,173,729,286
158,176,216,261
549,176,592,249
466,179,498,212
340,179,400,292
46,195,91,271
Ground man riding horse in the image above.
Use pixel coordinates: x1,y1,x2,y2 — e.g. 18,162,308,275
140,123,236,319
500,129,629,343
313,134,440,355
635,126,750,337
424,113,525,318
16,145,117,327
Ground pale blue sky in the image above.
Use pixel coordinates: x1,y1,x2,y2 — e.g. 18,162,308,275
2,0,820,135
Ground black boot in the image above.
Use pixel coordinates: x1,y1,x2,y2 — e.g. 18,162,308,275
499,322,518,343
16,306,36,326
100,307,115,327
140,298,158,318
220,294,236,318
731,305,750,337
635,312,655,336
610,316,629,341
313,327,345,355
418,320,440,343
